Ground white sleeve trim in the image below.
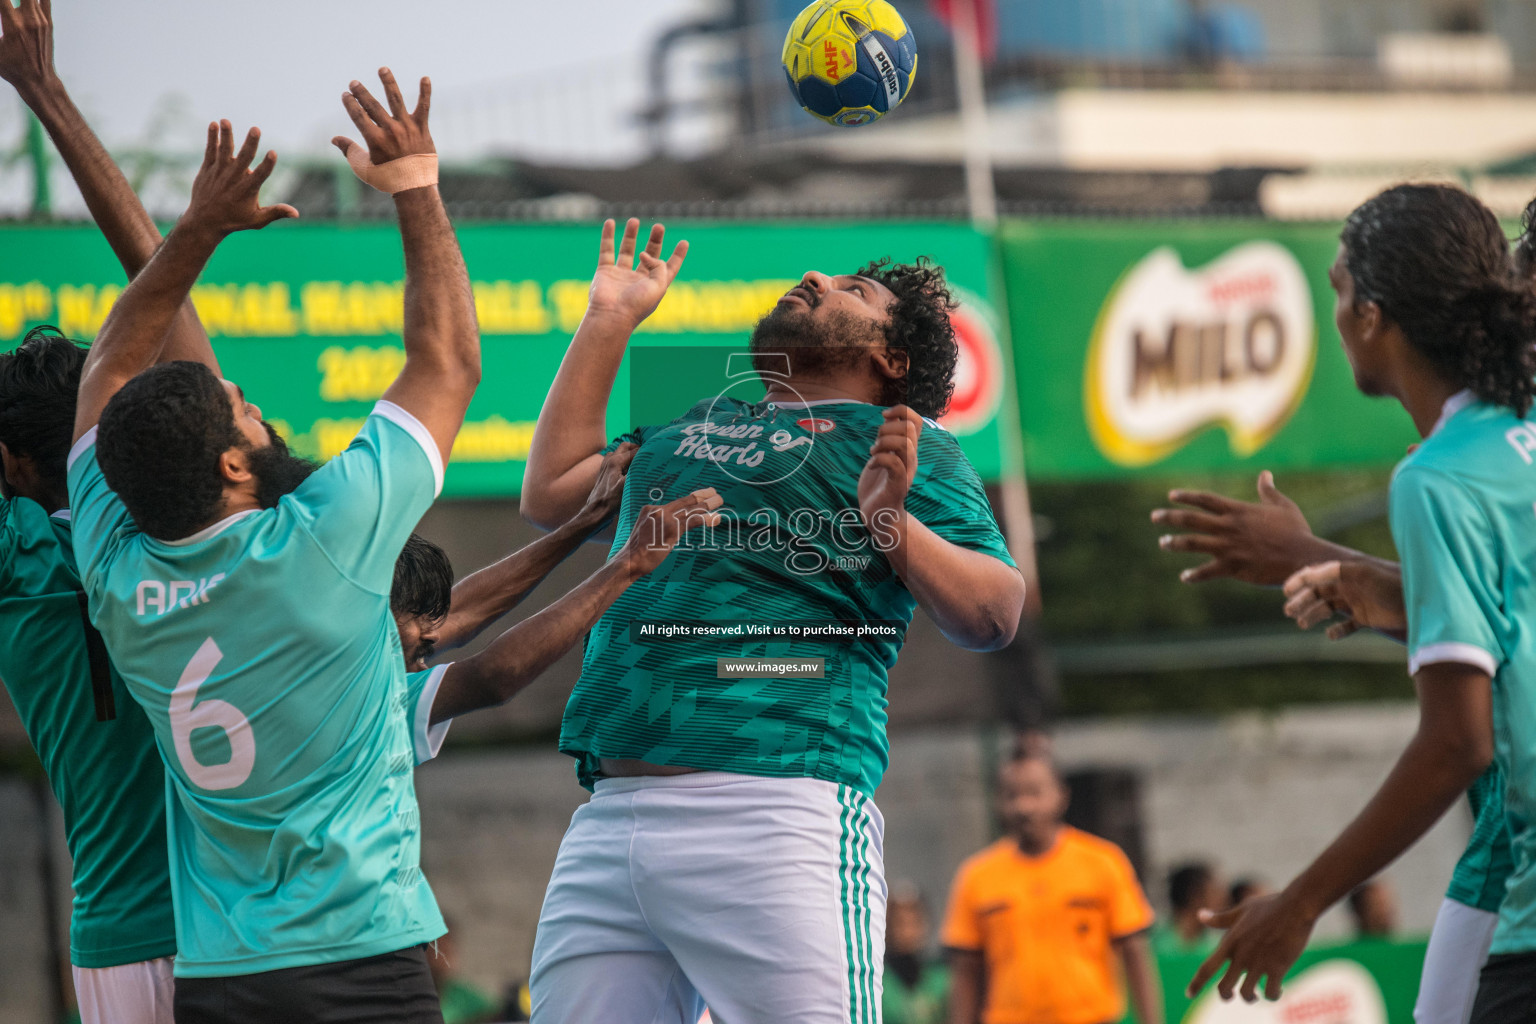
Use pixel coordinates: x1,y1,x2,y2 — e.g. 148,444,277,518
1408,642,1500,677
373,400,445,497
413,663,453,764
67,427,98,472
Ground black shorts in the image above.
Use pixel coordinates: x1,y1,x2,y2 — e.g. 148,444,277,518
174,944,443,1024
1469,950,1536,1024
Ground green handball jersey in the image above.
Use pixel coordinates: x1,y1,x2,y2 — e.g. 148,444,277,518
1448,765,1513,914
66,402,447,978
1391,390,1536,953
0,497,174,968
560,398,1015,795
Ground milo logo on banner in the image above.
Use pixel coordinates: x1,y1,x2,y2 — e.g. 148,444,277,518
1085,241,1315,467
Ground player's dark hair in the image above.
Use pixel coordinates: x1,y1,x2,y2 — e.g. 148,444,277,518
1342,184,1536,416
1346,879,1389,924
1513,194,1536,284
1228,877,1264,907
0,326,87,488
97,361,243,540
391,532,454,623
1167,862,1214,913
856,257,959,420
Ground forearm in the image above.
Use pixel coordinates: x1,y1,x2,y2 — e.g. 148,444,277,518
74,223,219,437
946,952,984,1024
436,509,607,650
1283,723,1486,922
22,78,217,370
523,309,635,526
1120,938,1164,1024
397,187,477,375
20,79,159,271
431,555,637,722
885,515,1024,651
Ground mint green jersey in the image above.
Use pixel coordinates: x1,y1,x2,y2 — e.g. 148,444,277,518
0,497,174,968
1390,391,1536,953
66,402,446,978
1447,765,1513,914
560,398,1015,795
407,663,451,764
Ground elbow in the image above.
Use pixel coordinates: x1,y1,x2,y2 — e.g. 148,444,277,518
519,488,561,532
963,615,1015,653
450,356,482,392
968,570,1027,652
1463,733,1495,781
954,610,1017,652
1431,726,1493,787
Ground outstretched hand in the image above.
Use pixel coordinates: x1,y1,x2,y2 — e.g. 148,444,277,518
587,218,688,327
1283,560,1407,640
1188,893,1315,1003
0,0,55,94
183,121,298,237
1152,470,1315,586
619,487,723,576
332,67,434,166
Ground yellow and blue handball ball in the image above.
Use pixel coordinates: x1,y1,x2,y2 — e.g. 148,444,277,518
782,0,917,127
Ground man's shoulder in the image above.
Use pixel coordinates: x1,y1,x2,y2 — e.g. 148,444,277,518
0,497,76,583
956,838,1019,878
1059,826,1136,870
1409,403,1536,481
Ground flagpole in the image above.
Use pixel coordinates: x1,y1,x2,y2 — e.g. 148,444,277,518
950,0,996,230
947,0,1041,613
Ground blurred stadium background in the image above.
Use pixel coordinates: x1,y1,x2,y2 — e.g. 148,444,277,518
2,0,1531,1020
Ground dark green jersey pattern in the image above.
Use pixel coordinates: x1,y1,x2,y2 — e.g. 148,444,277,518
0,497,173,968
1448,765,1514,913
559,399,1014,795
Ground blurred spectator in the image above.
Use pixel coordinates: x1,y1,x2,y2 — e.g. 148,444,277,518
942,752,1163,1024
1152,861,1225,955
1228,876,1269,908
428,923,499,1024
883,883,950,1024
1348,878,1400,940
1010,728,1053,761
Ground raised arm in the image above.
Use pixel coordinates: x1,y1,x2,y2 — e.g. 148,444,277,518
521,218,686,529
72,122,296,441
0,0,213,369
436,442,636,651
333,69,478,467
860,406,1025,651
429,487,722,723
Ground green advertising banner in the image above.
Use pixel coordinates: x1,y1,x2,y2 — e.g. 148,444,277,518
1000,221,1420,480
0,222,1008,497
1144,940,1424,1024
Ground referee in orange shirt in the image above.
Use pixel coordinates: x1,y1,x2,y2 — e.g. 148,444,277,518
941,752,1163,1024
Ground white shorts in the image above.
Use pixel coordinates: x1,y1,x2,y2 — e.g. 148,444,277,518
72,956,175,1024
1415,897,1498,1024
530,771,886,1024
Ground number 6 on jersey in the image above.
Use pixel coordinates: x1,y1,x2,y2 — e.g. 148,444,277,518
170,637,255,790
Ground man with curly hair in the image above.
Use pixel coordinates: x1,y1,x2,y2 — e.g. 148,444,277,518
520,219,1026,1024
